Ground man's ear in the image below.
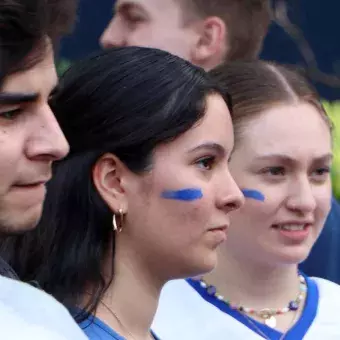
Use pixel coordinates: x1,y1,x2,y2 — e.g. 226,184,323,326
92,153,129,214
190,16,227,69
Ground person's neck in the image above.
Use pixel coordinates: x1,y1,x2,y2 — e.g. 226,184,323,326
94,240,163,340
204,247,301,310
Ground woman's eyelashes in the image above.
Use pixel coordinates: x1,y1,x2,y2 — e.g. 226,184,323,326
259,165,331,183
195,155,217,171
311,166,331,183
261,166,285,177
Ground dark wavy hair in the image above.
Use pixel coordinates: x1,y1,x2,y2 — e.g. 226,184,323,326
1,46,231,321
0,0,77,86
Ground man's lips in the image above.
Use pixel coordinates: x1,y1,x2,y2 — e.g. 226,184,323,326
14,177,51,187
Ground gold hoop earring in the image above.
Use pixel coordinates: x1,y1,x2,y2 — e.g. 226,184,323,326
113,208,124,233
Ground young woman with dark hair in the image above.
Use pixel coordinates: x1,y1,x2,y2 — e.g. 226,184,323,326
4,46,244,340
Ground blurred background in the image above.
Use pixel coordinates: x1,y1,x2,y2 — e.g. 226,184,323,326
56,0,340,199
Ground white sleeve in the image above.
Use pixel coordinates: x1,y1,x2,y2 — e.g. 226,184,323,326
0,276,88,340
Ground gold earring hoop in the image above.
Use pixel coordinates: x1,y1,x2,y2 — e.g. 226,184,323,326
113,208,124,233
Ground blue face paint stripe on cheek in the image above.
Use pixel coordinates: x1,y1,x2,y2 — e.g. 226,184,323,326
161,188,203,201
241,189,265,202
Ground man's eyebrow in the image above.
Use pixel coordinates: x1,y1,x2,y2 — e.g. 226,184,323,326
114,1,145,15
0,92,39,105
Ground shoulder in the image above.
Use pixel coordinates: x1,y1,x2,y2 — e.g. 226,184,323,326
305,277,340,338
153,279,203,338
0,304,64,339
0,275,69,317
156,279,204,315
153,279,249,340
0,275,86,339
311,276,340,293
311,277,340,320
311,276,340,303
158,278,193,301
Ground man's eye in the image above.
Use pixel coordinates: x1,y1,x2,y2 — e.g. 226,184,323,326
0,108,22,120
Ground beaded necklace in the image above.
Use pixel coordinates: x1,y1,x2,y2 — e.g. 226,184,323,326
192,274,307,328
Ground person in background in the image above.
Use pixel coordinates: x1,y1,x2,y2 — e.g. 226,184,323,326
152,60,340,340
100,0,340,284
0,0,86,338
100,0,271,68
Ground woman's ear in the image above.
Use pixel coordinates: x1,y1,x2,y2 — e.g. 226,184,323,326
92,153,129,213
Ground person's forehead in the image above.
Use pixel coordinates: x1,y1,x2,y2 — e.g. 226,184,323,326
115,0,183,14
239,104,332,158
0,50,57,99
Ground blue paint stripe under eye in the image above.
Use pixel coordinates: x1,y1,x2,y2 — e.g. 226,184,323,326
241,189,265,202
161,188,203,201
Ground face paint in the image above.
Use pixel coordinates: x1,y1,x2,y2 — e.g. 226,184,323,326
241,189,265,202
161,188,203,201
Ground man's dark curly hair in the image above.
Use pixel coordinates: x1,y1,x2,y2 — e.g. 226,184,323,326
0,0,78,86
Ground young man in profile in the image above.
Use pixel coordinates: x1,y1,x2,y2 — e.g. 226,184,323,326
100,0,271,69
0,0,86,338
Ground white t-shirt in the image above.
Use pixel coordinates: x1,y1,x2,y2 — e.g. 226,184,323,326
0,275,87,339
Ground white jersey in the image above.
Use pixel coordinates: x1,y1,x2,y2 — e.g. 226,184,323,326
0,275,87,340
152,275,340,340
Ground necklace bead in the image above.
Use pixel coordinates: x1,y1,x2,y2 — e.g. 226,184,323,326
194,274,307,326
288,301,299,311
206,285,217,295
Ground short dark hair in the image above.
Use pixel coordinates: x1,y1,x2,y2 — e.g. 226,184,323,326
181,0,272,61
1,46,230,321
0,0,77,86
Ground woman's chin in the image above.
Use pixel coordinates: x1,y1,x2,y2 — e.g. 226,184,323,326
180,250,218,279
273,245,313,266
